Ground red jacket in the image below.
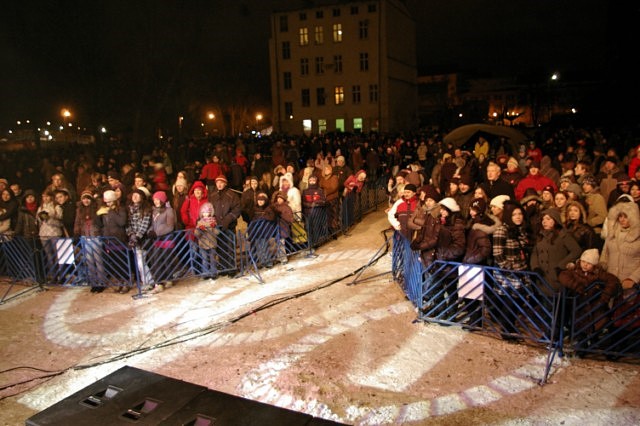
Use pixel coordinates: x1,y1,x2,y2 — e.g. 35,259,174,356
180,181,209,229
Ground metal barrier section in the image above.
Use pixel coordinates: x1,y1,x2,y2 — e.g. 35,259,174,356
0,235,41,284
243,218,280,271
391,230,639,361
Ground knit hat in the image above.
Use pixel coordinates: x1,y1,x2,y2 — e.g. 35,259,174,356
615,172,631,184
541,208,562,225
566,183,582,197
490,194,510,210
521,188,542,205
215,175,228,183
404,183,417,193
0,178,8,186
199,202,214,215
438,197,460,212
419,185,441,202
459,174,473,186
542,185,555,195
133,187,151,200
580,248,599,265
175,177,188,189
103,190,117,202
107,170,120,180
256,192,269,201
80,189,94,200
507,157,519,169
152,191,167,203
529,160,541,169
249,175,259,182
470,197,487,214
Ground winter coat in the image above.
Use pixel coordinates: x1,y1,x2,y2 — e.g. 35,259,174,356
515,173,557,200
96,205,127,242
463,214,500,265
194,217,218,249
209,186,242,230
530,228,582,294
37,202,63,238
73,203,100,237
583,190,607,231
150,204,175,237
481,177,516,201
492,224,530,271
278,172,302,219
436,214,466,261
410,206,441,266
601,201,640,284
343,170,366,195
126,202,152,245
180,182,209,230
301,183,327,213
387,195,419,240
14,205,39,239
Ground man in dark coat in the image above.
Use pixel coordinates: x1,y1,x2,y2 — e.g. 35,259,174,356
208,175,241,274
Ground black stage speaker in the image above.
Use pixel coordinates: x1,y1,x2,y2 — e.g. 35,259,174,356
26,366,346,425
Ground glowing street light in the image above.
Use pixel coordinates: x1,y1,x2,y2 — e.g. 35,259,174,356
255,113,263,129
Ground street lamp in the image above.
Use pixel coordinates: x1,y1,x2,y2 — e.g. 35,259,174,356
255,113,263,130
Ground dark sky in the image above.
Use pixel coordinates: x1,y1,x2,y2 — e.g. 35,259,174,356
0,0,633,134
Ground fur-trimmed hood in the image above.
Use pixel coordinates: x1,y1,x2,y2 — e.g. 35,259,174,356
605,201,640,242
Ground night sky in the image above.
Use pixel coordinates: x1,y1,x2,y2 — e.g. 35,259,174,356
0,0,635,136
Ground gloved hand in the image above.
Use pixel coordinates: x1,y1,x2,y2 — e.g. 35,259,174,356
97,206,109,216
147,230,157,239
128,237,138,248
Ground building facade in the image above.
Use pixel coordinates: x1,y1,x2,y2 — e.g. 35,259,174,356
269,0,417,135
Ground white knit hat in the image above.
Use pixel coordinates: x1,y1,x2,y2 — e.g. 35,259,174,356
580,249,599,265
490,194,510,210
438,197,460,212
103,190,117,202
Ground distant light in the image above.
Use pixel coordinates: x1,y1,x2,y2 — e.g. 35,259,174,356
48,135,53,140
44,130,50,136
207,112,215,120
68,122,73,127
26,120,30,124
46,121,51,126
8,130,12,134
571,108,577,114
16,120,21,125
551,73,559,81
37,128,41,131
201,122,205,127
458,113,463,118
100,127,107,133
59,126,64,130
492,112,497,117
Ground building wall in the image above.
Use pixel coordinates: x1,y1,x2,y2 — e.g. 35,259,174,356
269,0,417,135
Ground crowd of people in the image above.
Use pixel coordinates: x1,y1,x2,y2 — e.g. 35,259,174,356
0,126,639,325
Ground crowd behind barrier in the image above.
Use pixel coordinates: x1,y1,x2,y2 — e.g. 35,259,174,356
392,230,639,362
0,183,388,297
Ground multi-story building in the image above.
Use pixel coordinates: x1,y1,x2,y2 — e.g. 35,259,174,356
269,0,417,135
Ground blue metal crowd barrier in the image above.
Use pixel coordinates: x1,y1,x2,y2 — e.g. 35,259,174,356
391,230,639,362
0,182,389,297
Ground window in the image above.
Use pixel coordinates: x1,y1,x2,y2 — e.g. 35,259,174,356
359,52,369,71
303,119,312,135
334,86,344,105
300,58,309,75
315,56,324,75
301,89,310,107
299,27,309,46
316,10,323,19
279,15,288,32
318,119,327,134
299,12,307,21
334,55,343,73
316,87,326,106
332,8,340,17
282,41,290,59
314,26,324,44
351,6,359,15
369,84,378,102
368,4,377,13
359,20,369,39
332,24,342,42
335,118,345,132
353,118,363,132
352,85,361,104
285,102,293,119
283,72,292,90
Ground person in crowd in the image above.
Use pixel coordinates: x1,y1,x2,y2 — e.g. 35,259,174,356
606,172,632,209
194,202,219,280
597,157,624,203
473,186,490,207
342,169,367,230
461,197,500,328
172,174,190,229
319,164,340,235
491,200,532,341
480,161,515,201
147,191,176,293
573,160,592,186
278,172,302,220
271,190,294,264
387,183,419,240
530,208,582,299
564,200,600,251
180,180,209,232
247,191,278,267
126,187,153,293
14,189,39,239
301,174,328,244
540,185,555,210
95,189,128,291
107,170,128,201
409,185,442,264
333,155,353,195
520,187,544,237
629,181,640,211
199,154,225,193
250,152,271,181
208,175,241,274
515,161,557,201
580,174,607,235
489,194,510,224
298,159,320,192
386,170,408,208
453,174,475,220
47,173,77,204
553,191,569,224
539,155,560,187
54,189,76,238
627,145,640,180
240,176,260,224
558,248,621,347
73,189,102,291
0,187,19,233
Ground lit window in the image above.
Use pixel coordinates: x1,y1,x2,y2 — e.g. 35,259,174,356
315,57,324,74
303,119,312,135
359,52,369,71
353,118,363,132
336,118,345,132
300,58,309,75
333,24,342,42
352,85,361,104
314,26,324,44
318,119,327,134
299,27,309,46
334,86,344,105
